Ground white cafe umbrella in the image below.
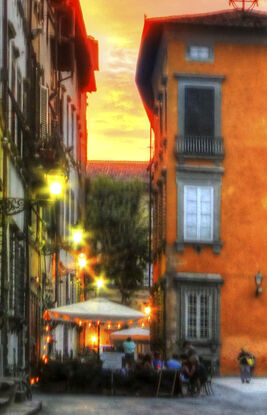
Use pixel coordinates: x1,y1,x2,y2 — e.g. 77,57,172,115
110,327,150,341
46,297,145,322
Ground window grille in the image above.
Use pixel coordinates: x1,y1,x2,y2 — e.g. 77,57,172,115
185,288,212,340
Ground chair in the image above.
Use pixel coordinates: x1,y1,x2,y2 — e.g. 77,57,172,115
155,369,179,397
201,361,214,395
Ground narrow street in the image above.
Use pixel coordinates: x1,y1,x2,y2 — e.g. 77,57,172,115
38,379,267,415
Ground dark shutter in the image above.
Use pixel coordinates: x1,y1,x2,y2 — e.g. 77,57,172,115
184,87,215,137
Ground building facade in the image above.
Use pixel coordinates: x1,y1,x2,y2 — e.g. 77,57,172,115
0,0,98,375
136,9,267,374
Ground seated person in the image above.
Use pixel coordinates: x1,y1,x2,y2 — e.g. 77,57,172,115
166,354,182,370
135,353,145,370
181,353,198,381
143,353,153,370
153,351,163,370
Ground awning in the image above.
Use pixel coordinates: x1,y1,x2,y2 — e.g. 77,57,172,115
110,327,150,341
45,297,145,323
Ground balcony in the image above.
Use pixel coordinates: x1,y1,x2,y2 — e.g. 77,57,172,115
176,135,225,161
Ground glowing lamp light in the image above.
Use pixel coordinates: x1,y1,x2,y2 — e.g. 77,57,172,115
45,335,52,343
78,253,87,269
144,306,151,316
49,181,62,196
141,322,145,328
96,278,104,289
88,322,92,328
41,354,46,361
43,345,47,350
79,320,82,327
72,229,83,244
44,357,48,364
35,377,39,383
43,310,49,320
45,325,50,332
30,378,35,385
97,320,101,326
91,336,97,344
117,323,121,329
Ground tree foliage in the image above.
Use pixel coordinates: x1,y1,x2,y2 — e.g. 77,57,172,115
85,176,148,304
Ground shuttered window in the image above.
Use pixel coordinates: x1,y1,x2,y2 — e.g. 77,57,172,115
184,87,214,137
184,185,213,242
40,85,48,139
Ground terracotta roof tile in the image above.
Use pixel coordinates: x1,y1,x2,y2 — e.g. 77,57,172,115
86,160,149,182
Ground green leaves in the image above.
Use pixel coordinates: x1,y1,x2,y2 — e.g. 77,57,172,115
85,176,148,304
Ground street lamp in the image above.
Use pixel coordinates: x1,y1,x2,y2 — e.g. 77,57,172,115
78,253,87,269
255,271,263,297
72,229,83,245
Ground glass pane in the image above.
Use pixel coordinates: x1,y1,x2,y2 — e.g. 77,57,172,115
186,187,197,200
186,226,198,239
187,214,197,226
200,294,210,339
190,46,210,60
187,201,197,214
200,214,211,226
200,226,211,240
201,201,211,214
187,293,197,338
184,87,215,137
200,187,211,202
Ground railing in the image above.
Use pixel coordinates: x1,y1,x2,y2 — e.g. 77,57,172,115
177,135,225,158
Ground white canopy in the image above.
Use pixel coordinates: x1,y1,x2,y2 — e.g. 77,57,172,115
46,297,145,323
110,327,150,341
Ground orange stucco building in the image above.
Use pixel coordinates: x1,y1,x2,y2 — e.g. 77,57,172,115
136,9,267,374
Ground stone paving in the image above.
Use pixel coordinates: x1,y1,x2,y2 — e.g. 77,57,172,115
37,377,267,415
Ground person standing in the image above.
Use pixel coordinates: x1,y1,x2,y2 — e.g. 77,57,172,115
237,348,254,383
122,337,136,369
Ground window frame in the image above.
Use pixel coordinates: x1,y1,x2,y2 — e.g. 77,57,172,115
184,185,214,242
186,45,214,62
176,272,223,349
175,73,224,140
185,287,213,341
176,165,223,254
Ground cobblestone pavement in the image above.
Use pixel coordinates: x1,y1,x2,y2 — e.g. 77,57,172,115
37,378,267,415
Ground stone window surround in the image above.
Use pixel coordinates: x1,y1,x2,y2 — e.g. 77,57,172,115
174,272,223,349
175,73,225,139
185,44,214,62
176,164,224,254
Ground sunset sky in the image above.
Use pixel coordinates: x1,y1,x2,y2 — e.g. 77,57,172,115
80,0,267,161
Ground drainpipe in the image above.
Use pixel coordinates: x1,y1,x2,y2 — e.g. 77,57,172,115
25,0,33,375
1,0,9,376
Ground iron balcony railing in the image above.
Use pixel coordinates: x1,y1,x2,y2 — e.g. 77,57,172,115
177,135,225,159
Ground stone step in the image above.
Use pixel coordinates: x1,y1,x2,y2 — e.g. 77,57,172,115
2,399,42,415
0,397,9,410
0,379,17,404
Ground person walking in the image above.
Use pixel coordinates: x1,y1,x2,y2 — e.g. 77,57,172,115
237,348,254,383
